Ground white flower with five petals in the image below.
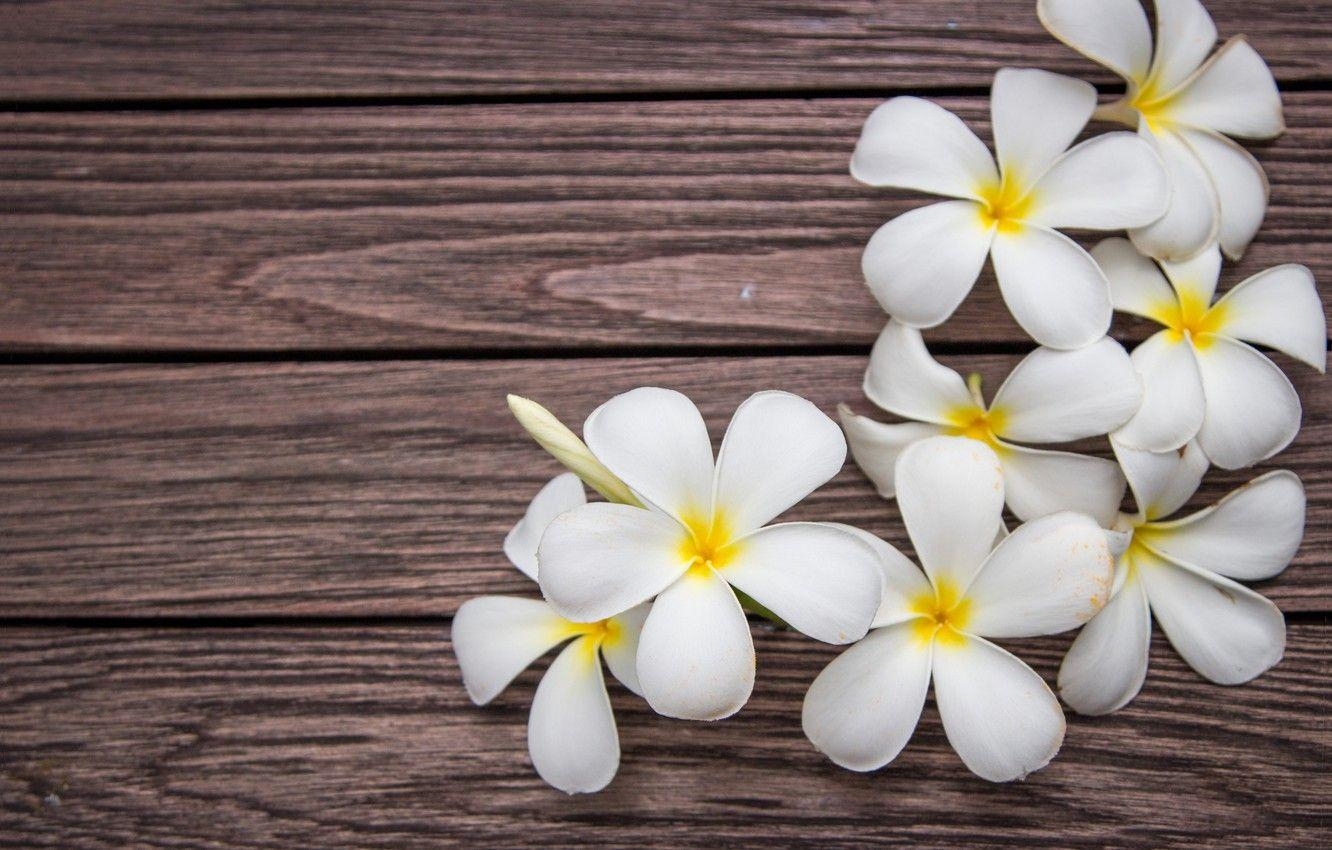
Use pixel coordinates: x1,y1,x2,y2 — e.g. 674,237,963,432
453,473,650,794
537,388,883,721
1058,439,1303,715
802,437,1114,781
840,320,1142,527
853,66,1168,349
1096,237,1326,468
1040,0,1284,261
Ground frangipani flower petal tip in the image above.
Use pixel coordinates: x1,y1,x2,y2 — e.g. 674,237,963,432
1039,0,1284,261
1058,439,1302,716
537,387,885,721
1096,237,1325,468
803,436,1114,782
854,66,1168,348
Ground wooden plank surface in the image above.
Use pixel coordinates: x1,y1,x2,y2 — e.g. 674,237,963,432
2,355,1327,616
2,1,1328,103
2,94,1329,352
0,623,1327,848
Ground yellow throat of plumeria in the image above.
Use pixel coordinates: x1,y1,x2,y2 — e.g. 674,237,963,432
943,373,1008,451
909,576,972,648
678,509,742,577
975,171,1034,233
1127,76,1179,133
1158,285,1227,348
556,616,624,661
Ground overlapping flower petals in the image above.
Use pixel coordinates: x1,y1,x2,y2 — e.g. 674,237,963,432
845,320,1139,525
540,388,883,721
804,437,1114,781
854,67,1167,347
1040,0,1284,260
1096,237,1324,468
1058,441,1303,715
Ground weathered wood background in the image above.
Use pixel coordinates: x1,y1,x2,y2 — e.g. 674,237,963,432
0,2,1328,847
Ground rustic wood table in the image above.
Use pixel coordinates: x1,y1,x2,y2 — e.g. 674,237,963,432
1,2,1329,847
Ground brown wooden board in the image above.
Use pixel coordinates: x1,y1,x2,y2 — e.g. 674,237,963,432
1,94,1328,353
1,1,1328,103
0,624,1328,848
1,356,1326,617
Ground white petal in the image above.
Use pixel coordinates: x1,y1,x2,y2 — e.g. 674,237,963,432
504,473,587,581
1112,436,1209,521
990,68,1096,193
1211,264,1327,372
724,522,882,644
801,622,933,772
850,96,998,198
528,636,619,794
1036,0,1152,83
636,568,755,720
990,225,1113,350
862,201,995,328
826,523,933,629
997,443,1128,528
990,337,1142,443
1179,129,1268,260
1128,128,1219,263
1024,132,1168,229
583,386,714,520
1165,38,1284,139
713,391,846,535
452,596,571,705
895,436,1005,590
601,603,651,696
1160,240,1222,307
932,634,1066,782
839,405,945,498
1194,335,1301,469
1139,470,1304,581
1057,561,1151,715
537,503,688,622
1146,0,1218,96
862,320,974,424
964,511,1115,638
1136,547,1285,684
1112,330,1205,452
1093,236,1179,325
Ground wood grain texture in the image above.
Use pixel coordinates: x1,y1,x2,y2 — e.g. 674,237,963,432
2,1,1328,103
2,94,1329,352
0,624,1328,848
1,355,1326,616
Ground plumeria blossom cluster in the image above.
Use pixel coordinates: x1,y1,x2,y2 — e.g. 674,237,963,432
453,0,1324,794
838,0,1323,779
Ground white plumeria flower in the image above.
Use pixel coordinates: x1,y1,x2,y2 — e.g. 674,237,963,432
453,473,650,794
537,388,883,722
803,437,1114,781
840,320,1142,527
853,66,1168,349
1040,0,1284,261
1095,237,1326,468
1058,439,1304,715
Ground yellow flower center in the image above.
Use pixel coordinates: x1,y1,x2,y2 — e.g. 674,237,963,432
557,616,623,661
1127,77,1178,133
909,577,971,648
975,173,1034,233
677,508,742,577
943,405,1008,452
1158,285,1227,349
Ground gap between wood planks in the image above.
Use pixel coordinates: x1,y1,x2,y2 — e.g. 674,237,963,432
0,612,1327,628
3,78,1329,115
